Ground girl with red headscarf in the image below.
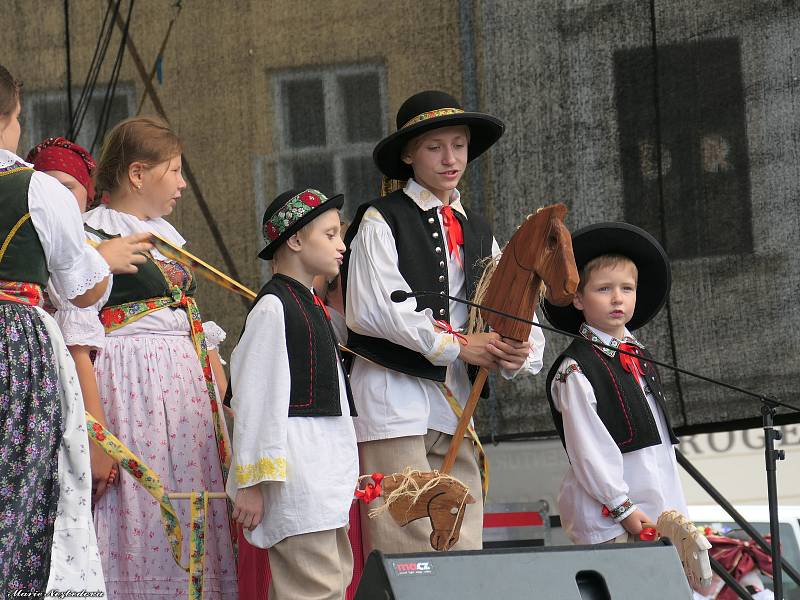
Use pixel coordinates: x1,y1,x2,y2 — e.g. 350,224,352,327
26,136,97,211
27,137,121,504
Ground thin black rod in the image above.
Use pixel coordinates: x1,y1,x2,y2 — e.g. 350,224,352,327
70,0,119,140
63,0,73,129
648,0,688,426
91,0,134,153
409,290,800,412
709,556,755,600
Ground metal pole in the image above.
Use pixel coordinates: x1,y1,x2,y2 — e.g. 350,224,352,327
763,403,786,598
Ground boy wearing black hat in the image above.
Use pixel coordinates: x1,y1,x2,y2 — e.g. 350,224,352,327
226,189,358,600
542,223,688,545
345,91,545,553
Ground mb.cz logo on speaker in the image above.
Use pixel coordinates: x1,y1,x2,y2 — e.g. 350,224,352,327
392,561,434,576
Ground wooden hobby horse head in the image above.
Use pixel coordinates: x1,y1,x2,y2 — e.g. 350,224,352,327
377,470,476,551
480,203,578,340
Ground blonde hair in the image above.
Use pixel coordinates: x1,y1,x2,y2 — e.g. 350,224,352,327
94,116,183,195
401,124,471,162
578,254,638,291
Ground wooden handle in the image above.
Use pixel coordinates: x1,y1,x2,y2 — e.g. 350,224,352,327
440,367,489,474
167,492,229,499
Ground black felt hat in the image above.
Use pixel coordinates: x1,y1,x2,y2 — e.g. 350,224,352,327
258,188,344,260
541,222,671,333
373,90,504,180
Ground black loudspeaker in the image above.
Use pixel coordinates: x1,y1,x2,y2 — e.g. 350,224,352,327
354,539,691,599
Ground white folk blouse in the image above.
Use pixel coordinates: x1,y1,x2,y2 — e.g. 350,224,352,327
550,324,688,544
345,178,545,442
226,293,358,549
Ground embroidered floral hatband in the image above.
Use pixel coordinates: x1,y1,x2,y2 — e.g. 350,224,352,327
263,189,329,243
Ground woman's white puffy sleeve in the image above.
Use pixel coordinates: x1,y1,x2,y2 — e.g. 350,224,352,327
49,229,110,350
28,171,109,300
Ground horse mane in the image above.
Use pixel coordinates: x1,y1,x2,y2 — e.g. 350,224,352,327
467,206,547,334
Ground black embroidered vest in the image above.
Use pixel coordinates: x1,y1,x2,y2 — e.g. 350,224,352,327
343,190,493,384
0,166,48,286
254,274,356,418
545,332,678,454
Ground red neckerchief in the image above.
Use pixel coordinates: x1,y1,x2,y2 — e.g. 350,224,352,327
440,205,463,266
618,341,645,381
313,294,331,320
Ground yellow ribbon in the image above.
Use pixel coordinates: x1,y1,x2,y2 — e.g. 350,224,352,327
85,411,184,567
87,412,214,599
188,492,208,600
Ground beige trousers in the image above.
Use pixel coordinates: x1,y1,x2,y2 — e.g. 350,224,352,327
358,430,483,555
267,527,353,600
603,530,640,544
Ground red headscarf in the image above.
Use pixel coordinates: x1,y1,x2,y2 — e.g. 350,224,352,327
26,137,96,203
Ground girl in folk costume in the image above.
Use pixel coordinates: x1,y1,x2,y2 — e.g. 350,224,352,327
344,90,546,554
27,137,118,502
0,65,151,593
26,136,97,212
62,116,236,598
28,136,228,507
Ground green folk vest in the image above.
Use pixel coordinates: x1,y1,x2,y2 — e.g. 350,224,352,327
84,225,196,306
0,165,48,285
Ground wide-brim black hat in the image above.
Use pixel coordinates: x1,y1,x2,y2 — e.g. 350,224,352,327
258,188,344,260
373,90,505,180
541,222,671,334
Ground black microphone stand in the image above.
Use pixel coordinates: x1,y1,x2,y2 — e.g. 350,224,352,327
393,289,799,598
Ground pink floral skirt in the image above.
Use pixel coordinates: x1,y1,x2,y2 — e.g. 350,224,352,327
93,333,237,599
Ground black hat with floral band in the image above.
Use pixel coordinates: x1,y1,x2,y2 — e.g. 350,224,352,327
258,188,344,260
541,222,671,334
373,90,505,184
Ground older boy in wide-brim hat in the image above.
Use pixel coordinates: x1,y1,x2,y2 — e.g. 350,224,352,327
228,188,359,600
541,222,688,545
344,90,546,553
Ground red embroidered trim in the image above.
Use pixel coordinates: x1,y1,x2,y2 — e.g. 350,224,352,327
0,281,43,306
602,498,634,520
591,345,635,446
285,283,315,408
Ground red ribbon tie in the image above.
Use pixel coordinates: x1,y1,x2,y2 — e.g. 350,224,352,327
440,205,463,266
639,527,658,541
355,472,384,504
434,320,468,345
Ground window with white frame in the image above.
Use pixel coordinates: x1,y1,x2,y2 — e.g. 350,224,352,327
20,84,135,157
270,64,387,217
